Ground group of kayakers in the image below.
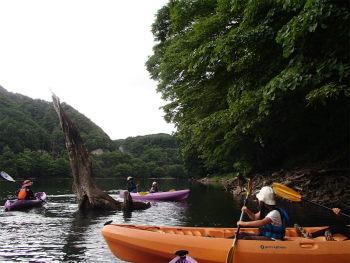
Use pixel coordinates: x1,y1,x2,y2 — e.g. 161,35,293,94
125,176,349,241
17,176,349,243
126,176,159,193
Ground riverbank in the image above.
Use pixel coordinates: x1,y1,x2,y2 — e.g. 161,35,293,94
196,166,349,208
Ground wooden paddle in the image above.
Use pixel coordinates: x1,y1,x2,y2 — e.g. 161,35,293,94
226,179,252,263
273,183,350,218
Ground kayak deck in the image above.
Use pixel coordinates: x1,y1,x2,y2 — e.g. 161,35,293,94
119,189,190,201
4,192,46,211
102,224,350,263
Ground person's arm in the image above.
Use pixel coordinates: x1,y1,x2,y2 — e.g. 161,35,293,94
27,189,35,199
237,217,272,227
242,206,260,220
127,183,136,192
334,206,350,216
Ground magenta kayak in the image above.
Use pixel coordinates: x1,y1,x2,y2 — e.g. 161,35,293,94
119,189,190,201
4,192,47,211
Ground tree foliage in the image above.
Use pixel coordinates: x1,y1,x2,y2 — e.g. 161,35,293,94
0,87,186,179
147,0,349,177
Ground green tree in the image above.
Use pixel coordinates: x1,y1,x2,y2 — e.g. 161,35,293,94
167,164,186,179
147,0,349,176
153,167,166,178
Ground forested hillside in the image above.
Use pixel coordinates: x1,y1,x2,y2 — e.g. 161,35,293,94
147,0,349,177
0,86,185,179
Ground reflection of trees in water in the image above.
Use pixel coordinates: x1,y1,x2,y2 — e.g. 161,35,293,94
61,209,115,262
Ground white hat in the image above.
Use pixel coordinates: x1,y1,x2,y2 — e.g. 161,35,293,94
256,186,276,205
152,181,157,186
127,176,133,181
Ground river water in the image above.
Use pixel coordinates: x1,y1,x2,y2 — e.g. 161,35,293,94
0,178,349,262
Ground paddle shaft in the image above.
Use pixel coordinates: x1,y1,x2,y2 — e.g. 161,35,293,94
226,179,252,263
301,197,350,218
233,197,248,246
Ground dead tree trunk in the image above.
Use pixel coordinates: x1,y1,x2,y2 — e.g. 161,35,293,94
52,93,150,211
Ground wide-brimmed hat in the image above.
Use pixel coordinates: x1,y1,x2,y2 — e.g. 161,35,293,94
22,180,33,187
152,181,157,186
256,186,276,205
127,176,133,181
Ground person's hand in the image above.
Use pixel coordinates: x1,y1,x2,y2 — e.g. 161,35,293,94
333,208,341,216
241,206,249,213
237,221,246,227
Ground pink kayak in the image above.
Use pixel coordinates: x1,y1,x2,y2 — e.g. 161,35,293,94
4,192,46,211
169,250,198,263
119,189,190,201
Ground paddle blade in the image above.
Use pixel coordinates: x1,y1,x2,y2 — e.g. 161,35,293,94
0,171,16,182
273,183,301,202
247,179,252,195
226,245,235,263
138,192,148,196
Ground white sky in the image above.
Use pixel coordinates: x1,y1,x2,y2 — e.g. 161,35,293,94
0,0,175,140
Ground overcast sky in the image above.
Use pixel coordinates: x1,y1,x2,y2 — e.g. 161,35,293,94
0,0,175,140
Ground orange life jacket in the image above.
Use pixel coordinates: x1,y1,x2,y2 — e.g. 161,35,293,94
18,188,27,200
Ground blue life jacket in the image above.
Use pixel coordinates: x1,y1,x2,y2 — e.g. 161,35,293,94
149,186,158,192
260,207,290,239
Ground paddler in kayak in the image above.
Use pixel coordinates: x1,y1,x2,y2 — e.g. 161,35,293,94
126,176,139,193
15,180,36,200
295,206,350,241
236,186,290,240
150,181,159,193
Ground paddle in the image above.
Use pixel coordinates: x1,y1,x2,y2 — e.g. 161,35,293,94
273,183,350,218
139,189,176,195
0,171,22,186
226,179,252,263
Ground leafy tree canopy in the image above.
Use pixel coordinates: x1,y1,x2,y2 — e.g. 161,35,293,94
147,0,349,176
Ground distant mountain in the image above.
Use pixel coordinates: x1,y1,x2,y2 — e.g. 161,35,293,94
0,86,117,155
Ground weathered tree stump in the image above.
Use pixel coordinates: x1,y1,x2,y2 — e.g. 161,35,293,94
52,93,150,211
123,191,133,211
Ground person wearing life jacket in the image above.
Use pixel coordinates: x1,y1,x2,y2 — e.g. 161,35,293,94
15,180,36,200
126,177,139,193
149,182,159,193
236,186,290,241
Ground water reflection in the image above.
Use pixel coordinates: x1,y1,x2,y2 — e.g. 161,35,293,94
0,178,349,262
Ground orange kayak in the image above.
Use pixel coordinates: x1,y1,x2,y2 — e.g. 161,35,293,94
101,224,350,263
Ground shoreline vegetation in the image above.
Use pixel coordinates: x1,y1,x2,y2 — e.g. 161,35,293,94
195,165,349,208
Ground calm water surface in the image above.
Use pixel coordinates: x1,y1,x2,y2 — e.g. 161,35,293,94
0,178,348,262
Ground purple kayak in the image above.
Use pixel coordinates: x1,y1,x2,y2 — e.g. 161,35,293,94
4,192,46,211
119,189,190,201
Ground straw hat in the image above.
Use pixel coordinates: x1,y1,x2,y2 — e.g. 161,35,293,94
152,181,157,186
22,180,33,187
256,186,276,205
